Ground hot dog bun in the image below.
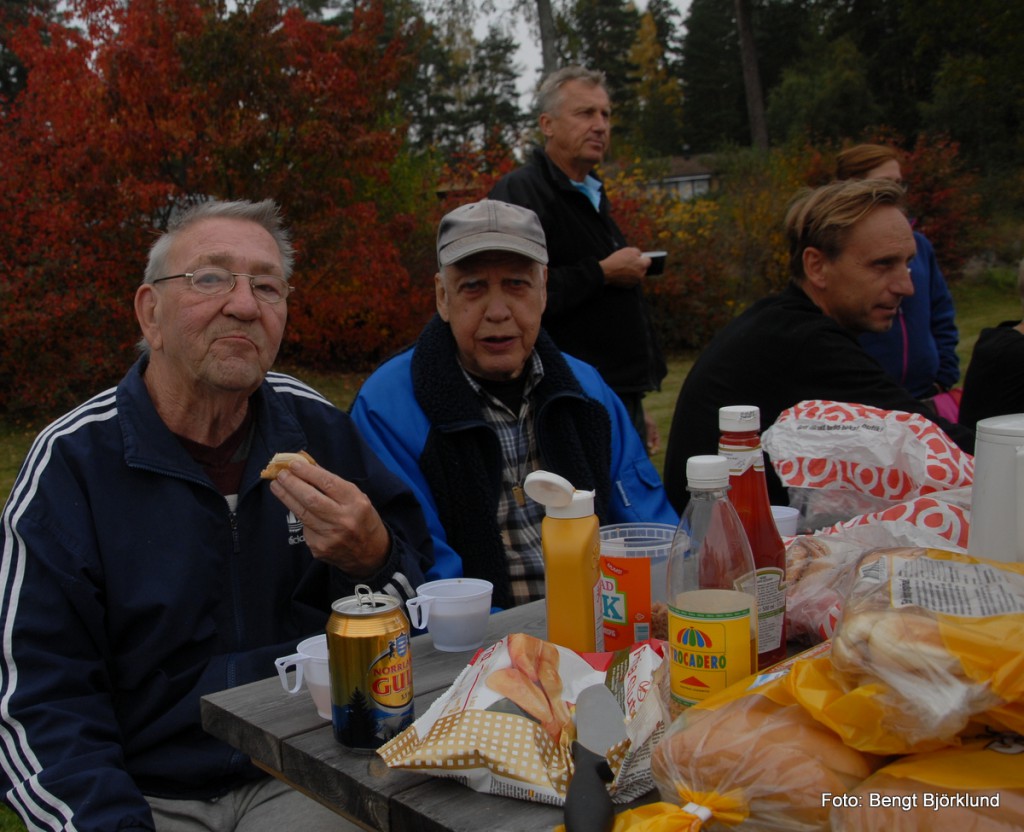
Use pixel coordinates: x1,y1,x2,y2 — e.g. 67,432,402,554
651,695,881,829
259,450,316,480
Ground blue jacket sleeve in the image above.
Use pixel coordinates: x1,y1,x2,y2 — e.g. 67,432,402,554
565,358,679,527
917,233,960,389
349,376,464,586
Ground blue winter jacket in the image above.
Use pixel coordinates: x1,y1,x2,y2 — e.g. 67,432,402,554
0,359,433,831
350,316,677,608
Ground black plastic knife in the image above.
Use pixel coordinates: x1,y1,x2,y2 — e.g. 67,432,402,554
564,683,627,832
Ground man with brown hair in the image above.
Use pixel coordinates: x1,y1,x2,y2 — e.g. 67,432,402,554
663,179,974,510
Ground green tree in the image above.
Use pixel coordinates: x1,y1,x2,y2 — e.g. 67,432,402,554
559,0,641,144
911,1,1024,179
680,0,746,152
399,8,527,162
625,10,685,157
766,34,880,143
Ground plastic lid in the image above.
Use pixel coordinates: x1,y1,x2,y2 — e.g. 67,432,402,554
719,405,760,432
976,413,1024,438
523,470,595,519
686,455,730,490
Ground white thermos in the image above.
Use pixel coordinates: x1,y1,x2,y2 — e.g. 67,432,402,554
969,414,1024,563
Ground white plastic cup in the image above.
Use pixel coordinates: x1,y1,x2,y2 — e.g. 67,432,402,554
274,635,331,720
771,505,800,537
405,578,493,652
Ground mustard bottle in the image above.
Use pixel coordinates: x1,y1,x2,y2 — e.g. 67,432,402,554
523,471,604,653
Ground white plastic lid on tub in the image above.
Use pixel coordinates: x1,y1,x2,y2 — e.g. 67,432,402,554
976,413,1024,438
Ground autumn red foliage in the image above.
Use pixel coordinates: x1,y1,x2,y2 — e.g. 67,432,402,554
0,0,435,416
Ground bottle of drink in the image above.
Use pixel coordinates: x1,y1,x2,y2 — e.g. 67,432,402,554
666,455,757,715
523,471,604,653
718,405,788,669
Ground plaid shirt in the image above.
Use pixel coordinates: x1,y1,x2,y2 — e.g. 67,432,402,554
462,353,546,605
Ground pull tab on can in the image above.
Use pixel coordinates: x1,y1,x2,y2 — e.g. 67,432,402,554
354,583,376,608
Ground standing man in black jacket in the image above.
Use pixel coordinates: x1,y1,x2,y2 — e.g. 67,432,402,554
490,66,666,451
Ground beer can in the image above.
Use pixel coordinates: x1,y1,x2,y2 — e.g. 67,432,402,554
326,584,414,750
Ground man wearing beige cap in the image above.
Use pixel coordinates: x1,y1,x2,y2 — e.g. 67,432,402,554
351,199,676,609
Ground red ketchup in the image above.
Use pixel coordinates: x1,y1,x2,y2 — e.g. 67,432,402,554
718,405,788,669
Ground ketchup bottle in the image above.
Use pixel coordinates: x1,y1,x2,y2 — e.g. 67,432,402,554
718,406,787,669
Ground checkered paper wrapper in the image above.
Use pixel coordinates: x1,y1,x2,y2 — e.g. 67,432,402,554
377,634,667,806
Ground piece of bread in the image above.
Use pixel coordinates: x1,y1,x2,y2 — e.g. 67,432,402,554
259,450,316,480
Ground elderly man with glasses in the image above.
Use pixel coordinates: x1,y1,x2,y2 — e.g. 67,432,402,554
0,200,432,831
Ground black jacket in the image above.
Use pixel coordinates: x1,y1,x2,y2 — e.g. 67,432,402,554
490,147,666,395
663,283,976,511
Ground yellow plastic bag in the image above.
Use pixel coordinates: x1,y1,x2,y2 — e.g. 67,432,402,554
831,731,1024,831
787,548,1024,753
648,645,884,831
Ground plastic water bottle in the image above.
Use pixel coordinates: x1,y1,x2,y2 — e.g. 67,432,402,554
666,455,758,715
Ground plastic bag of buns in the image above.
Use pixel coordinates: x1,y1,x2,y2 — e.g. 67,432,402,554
648,645,885,831
831,731,1024,831
786,547,1024,754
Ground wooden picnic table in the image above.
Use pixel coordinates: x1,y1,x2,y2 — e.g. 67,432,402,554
200,600,657,831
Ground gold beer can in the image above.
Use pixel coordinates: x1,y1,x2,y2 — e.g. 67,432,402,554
327,584,413,750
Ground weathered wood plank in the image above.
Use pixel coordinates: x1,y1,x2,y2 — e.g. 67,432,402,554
390,777,566,832
200,676,327,770
389,773,659,831
279,724,432,831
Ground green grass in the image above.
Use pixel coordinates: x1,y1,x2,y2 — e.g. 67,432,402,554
0,274,1018,829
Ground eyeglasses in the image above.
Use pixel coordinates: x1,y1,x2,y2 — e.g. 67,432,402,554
152,266,294,304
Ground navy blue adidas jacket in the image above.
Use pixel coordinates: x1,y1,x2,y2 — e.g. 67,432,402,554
0,359,432,830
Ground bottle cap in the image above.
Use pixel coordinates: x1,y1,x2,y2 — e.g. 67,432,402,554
719,405,760,432
686,455,730,490
523,470,595,519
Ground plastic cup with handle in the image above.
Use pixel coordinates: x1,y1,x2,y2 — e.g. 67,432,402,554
405,578,494,652
274,634,331,720
771,505,801,537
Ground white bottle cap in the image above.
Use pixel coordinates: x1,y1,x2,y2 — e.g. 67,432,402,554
686,455,730,490
523,470,595,519
719,405,760,432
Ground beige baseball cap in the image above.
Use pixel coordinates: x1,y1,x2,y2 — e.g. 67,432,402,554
436,199,548,267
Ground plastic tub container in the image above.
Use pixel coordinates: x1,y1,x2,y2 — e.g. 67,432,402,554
598,523,676,649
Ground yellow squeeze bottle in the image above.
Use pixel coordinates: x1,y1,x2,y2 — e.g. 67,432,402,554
523,471,604,653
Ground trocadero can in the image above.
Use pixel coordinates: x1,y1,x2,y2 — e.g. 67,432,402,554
326,584,414,750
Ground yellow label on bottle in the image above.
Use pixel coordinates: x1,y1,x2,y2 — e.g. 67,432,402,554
668,589,756,708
